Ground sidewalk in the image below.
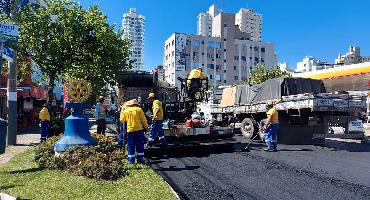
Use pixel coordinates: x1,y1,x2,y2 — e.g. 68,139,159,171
0,125,39,164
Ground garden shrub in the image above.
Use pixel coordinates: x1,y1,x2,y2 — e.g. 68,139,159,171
48,117,65,137
35,134,127,180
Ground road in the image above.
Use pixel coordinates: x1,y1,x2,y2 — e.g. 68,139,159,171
147,135,370,200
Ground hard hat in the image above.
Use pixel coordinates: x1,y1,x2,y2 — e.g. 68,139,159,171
198,66,203,69
148,92,156,99
43,103,48,107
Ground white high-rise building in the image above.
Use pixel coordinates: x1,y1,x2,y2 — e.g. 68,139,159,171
235,8,262,42
197,4,221,36
164,12,276,88
122,8,145,71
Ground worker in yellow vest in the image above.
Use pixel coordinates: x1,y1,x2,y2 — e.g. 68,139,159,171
187,66,206,87
39,103,50,142
120,99,148,164
147,93,167,147
263,102,279,152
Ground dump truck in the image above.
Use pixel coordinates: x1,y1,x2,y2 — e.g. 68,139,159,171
117,71,235,147
202,77,367,144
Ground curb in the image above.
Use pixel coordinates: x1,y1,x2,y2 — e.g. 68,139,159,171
148,162,180,200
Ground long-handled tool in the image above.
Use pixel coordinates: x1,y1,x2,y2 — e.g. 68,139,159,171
242,134,259,152
242,122,270,152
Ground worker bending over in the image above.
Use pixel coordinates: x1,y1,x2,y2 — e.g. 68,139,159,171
187,66,206,87
120,99,148,164
39,103,50,142
263,102,279,152
147,93,167,147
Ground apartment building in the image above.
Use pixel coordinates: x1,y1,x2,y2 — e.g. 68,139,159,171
164,12,276,88
122,8,145,71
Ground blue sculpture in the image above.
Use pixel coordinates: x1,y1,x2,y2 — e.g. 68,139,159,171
54,102,96,153
54,80,96,153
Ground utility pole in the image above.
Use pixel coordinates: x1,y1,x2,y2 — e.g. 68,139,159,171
7,2,19,145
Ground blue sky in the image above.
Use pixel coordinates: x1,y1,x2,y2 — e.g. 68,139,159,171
78,0,370,71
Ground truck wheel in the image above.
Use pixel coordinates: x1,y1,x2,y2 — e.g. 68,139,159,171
241,118,255,139
259,119,268,141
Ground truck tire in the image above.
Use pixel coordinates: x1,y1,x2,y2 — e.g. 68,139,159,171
241,118,255,139
259,119,268,141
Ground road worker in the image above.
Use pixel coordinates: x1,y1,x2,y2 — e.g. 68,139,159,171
117,101,128,149
120,99,148,164
187,66,206,87
263,101,279,152
39,103,50,142
95,96,107,135
147,93,167,147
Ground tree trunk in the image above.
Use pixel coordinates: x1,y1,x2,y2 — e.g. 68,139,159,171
48,74,55,104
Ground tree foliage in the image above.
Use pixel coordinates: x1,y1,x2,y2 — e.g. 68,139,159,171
17,0,131,102
245,64,291,86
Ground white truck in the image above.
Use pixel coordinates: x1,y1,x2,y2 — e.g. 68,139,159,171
203,77,367,144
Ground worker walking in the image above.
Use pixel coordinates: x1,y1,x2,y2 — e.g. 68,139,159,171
95,96,107,135
39,103,50,142
120,99,148,164
263,102,279,152
187,66,206,87
147,93,167,147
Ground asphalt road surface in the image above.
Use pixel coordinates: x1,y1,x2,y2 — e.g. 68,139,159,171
147,135,370,200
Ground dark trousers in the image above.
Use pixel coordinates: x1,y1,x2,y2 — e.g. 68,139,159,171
96,119,106,135
118,123,127,147
148,120,167,145
40,120,50,141
127,130,145,164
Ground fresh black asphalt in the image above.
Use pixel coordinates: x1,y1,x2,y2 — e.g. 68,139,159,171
147,135,370,200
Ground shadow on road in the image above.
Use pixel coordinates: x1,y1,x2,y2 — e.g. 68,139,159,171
324,139,370,152
146,143,237,159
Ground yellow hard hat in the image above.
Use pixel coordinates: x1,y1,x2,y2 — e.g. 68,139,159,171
148,92,156,99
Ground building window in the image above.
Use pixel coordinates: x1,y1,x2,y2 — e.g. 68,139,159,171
201,40,204,44
255,57,259,62
216,54,220,58
207,64,214,69
216,75,221,81
234,76,238,80
224,69,227,73
192,40,200,47
172,40,174,46
261,58,265,63
209,75,213,80
241,56,246,61
223,38,227,41
254,47,259,51
224,80,227,83
261,47,265,52
234,66,237,70
234,56,239,60
224,49,226,52
224,59,227,63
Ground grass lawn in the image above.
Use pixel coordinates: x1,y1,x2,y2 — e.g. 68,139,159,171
0,149,177,200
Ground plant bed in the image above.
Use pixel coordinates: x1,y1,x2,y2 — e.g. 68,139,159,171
0,138,176,199
34,134,127,180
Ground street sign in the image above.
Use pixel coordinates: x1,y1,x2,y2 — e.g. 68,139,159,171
0,23,18,41
2,46,13,62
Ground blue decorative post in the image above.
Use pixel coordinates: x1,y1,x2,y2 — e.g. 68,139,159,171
54,80,96,153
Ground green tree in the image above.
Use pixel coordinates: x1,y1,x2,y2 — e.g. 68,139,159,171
245,64,291,86
17,0,131,103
